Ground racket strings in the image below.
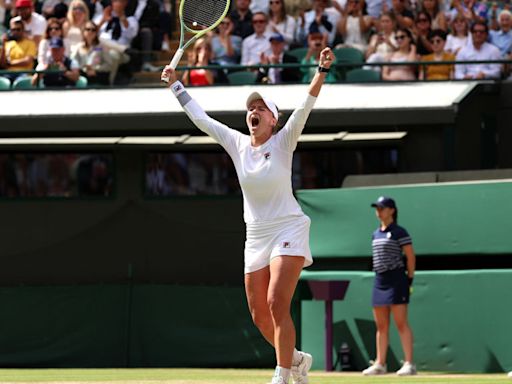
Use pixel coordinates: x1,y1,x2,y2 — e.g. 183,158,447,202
182,0,228,30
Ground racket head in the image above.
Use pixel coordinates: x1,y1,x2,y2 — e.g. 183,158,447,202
179,0,230,34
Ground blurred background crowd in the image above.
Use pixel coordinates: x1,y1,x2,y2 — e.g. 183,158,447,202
1,0,511,86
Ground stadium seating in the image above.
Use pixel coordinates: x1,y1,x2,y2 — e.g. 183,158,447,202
346,68,381,82
0,76,11,90
76,76,88,88
287,47,309,62
333,47,365,80
12,76,35,89
227,71,258,85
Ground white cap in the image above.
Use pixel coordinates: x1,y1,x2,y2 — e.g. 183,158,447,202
246,92,279,121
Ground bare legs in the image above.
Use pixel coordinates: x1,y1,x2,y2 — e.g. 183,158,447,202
372,304,414,365
245,256,304,369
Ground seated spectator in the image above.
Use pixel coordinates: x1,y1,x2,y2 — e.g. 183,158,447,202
14,0,47,48
445,12,471,55
211,15,242,66
96,0,138,84
366,0,392,19
420,0,447,31
489,9,512,57
0,17,36,81
181,38,218,86
38,18,71,68
382,27,418,80
420,29,454,79
231,0,254,39
63,0,90,53
0,0,5,36
257,32,301,83
266,0,296,47
414,11,433,55
300,32,337,82
449,0,487,23
71,21,112,85
337,0,372,53
241,11,271,65
455,20,502,79
365,11,397,70
302,0,338,46
32,36,80,86
389,0,414,29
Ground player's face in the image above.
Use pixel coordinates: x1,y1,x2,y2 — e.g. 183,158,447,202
375,206,394,222
246,99,276,139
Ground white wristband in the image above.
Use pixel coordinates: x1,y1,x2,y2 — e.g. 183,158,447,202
170,80,186,97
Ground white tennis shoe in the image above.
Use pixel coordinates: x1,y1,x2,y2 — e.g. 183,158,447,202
362,361,387,375
269,376,287,384
507,371,512,378
396,361,417,376
291,352,313,384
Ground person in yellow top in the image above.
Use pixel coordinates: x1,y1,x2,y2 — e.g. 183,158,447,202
0,17,37,82
420,29,455,80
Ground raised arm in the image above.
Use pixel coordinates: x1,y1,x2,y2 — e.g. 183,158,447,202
309,47,334,97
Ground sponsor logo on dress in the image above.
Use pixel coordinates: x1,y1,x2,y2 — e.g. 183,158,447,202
386,232,392,239
283,242,290,248
264,152,271,160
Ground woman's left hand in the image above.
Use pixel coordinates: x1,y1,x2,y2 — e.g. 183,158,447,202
319,47,334,69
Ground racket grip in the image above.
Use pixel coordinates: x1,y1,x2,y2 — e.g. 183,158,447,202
170,48,184,70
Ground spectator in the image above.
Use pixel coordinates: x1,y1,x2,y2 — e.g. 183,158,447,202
413,10,433,55
445,12,471,55
302,0,338,46
126,0,162,71
63,0,90,53
337,0,372,53
241,11,271,65
33,36,80,86
96,0,138,84
14,0,46,48
266,0,296,47
420,28,454,79
300,31,337,82
71,21,112,85
0,0,5,36
420,0,447,30
38,18,71,68
388,0,414,29
449,0,487,23
211,15,242,66
382,27,417,80
365,12,397,70
258,32,301,83
489,9,512,57
366,0,392,19
455,21,502,79
231,0,254,39
0,17,36,82
181,37,217,86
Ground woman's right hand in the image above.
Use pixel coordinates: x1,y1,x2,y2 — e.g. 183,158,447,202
161,65,177,84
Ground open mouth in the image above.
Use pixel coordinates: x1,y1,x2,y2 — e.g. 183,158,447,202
251,116,260,127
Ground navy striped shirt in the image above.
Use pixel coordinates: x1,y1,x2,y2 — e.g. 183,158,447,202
371,223,412,273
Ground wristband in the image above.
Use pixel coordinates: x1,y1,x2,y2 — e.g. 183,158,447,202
318,66,330,73
170,80,186,97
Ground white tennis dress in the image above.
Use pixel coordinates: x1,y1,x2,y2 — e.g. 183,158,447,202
171,81,315,273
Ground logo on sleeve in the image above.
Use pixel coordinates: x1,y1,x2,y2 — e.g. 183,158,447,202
173,83,183,93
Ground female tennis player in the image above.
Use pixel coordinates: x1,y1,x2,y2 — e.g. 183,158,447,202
363,196,417,376
161,47,333,384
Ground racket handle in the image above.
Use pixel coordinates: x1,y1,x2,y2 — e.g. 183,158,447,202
170,48,184,70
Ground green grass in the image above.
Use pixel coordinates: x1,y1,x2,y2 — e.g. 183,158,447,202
0,369,510,384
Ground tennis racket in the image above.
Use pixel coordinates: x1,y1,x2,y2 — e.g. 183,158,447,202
161,0,231,82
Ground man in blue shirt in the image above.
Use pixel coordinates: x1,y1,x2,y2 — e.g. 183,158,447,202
490,9,512,57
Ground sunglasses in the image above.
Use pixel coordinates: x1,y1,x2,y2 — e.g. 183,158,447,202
269,1,281,4
10,28,22,31
72,6,85,11
472,29,486,34
395,34,407,40
417,18,429,22
49,26,61,31
430,38,443,43
253,19,266,23
84,27,97,31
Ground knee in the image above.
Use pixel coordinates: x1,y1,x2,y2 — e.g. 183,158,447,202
395,320,409,333
376,321,390,333
267,295,289,323
249,307,273,330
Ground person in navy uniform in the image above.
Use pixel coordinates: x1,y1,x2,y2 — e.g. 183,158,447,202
363,196,417,376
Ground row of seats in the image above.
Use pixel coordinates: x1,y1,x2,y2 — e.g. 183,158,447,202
0,75,89,90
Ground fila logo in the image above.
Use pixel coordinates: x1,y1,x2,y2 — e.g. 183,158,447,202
264,152,271,160
283,242,291,248
173,84,182,92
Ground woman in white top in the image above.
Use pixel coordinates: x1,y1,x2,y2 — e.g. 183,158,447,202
161,47,334,384
63,0,90,53
445,12,471,55
365,12,398,70
38,18,71,67
337,0,372,53
266,0,297,47
382,27,418,80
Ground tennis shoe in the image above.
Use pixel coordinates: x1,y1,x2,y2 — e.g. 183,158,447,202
362,361,387,375
291,352,313,384
508,371,512,378
268,376,288,384
396,361,417,376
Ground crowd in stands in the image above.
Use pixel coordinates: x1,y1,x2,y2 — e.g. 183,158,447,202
0,0,173,85
1,0,511,86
